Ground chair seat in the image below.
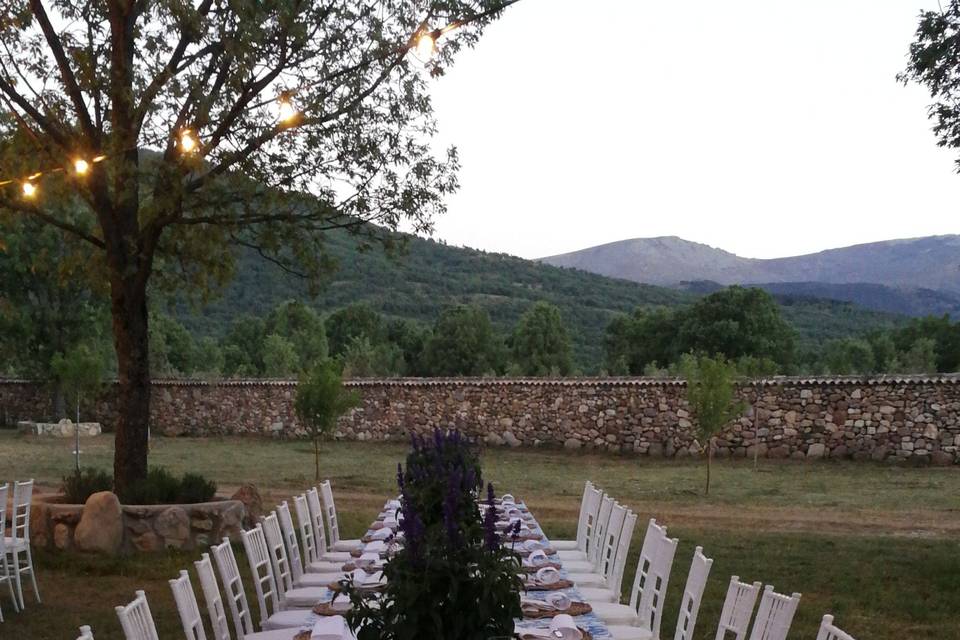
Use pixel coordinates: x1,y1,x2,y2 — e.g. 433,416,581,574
578,587,619,603
567,572,605,588
332,539,363,552
319,551,353,562
296,572,345,588
561,559,594,572
307,560,347,573
249,629,320,640
282,586,331,608
557,550,588,561
589,602,640,626
607,624,653,640
2,538,27,552
262,608,314,630
551,539,579,550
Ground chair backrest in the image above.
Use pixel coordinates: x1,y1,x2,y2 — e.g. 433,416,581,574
635,536,679,640
815,615,857,640
262,512,294,596
114,590,160,640
628,518,669,610
307,487,330,555
10,479,33,543
586,495,615,567
293,494,318,565
608,511,638,598
195,553,233,640
241,524,281,626
0,484,7,556
574,481,600,552
276,501,304,581
76,625,95,640
673,546,714,640
210,538,255,639
169,570,207,640
749,586,801,640
319,480,342,545
597,503,628,582
714,576,763,640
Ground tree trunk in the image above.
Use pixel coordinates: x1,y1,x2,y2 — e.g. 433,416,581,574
52,385,66,420
111,275,151,499
314,437,320,481
705,439,713,496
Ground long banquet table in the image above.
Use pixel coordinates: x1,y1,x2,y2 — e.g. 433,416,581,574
298,496,614,639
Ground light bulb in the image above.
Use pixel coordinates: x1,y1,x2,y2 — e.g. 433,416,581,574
277,95,297,124
74,159,90,175
22,181,36,198
180,129,198,153
415,32,436,60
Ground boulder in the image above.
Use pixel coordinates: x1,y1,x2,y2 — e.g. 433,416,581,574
74,491,123,554
231,484,263,529
871,446,890,462
502,431,522,448
806,443,826,459
563,438,582,450
53,523,72,550
485,432,505,447
155,506,190,548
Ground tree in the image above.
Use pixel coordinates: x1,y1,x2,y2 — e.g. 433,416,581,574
50,344,107,473
423,305,503,376
0,1,517,495
265,300,328,369
326,304,386,359
294,361,360,480
340,336,404,378
510,301,572,376
604,308,680,374
682,355,745,496
824,338,875,375
262,333,299,377
679,287,796,367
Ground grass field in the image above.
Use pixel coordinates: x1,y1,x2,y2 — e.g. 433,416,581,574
1,430,958,639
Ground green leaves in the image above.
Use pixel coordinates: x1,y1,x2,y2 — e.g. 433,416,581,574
294,360,360,437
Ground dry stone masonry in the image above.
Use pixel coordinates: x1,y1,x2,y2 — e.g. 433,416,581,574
1,375,958,464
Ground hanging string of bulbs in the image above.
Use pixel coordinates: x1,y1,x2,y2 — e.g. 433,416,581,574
1,26,444,201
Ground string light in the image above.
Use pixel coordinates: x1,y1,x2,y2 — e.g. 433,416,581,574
179,129,199,153
414,30,437,61
74,158,90,175
277,92,298,124
22,181,36,198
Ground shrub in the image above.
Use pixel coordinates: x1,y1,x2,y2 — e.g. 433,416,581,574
122,467,217,505
178,472,218,504
62,468,113,503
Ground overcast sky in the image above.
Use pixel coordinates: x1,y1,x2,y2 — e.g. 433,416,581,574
425,0,958,260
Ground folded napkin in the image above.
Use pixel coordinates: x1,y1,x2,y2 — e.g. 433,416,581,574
520,592,572,613
501,493,515,504
363,540,387,554
369,527,392,540
523,539,546,552
524,550,549,567
534,567,561,586
515,615,582,640
382,517,399,529
355,552,380,569
350,568,384,587
385,499,401,510
311,615,350,639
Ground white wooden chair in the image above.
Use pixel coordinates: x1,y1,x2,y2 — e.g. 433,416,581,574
277,500,345,574
714,576,763,640
557,483,604,561
0,484,20,622
583,518,666,607
562,494,614,572
595,536,679,639
748,586,801,640
76,625,95,640
169,570,208,640
263,511,340,591
211,537,312,633
578,508,639,604
672,547,713,640
242,525,329,614
815,615,856,640
568,503,630,588
192,554,296,640
5,479,40,609
552,481,598,552
319,480,362,552
115,590,160,640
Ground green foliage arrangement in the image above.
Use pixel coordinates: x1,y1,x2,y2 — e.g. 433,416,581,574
295,362,361,480
682,355,745,496
345,430,522,639
62,468,114,504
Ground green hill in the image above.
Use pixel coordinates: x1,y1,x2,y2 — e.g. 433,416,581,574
173,229,907,372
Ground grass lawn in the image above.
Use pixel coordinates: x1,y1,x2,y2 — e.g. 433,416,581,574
1,430,958,639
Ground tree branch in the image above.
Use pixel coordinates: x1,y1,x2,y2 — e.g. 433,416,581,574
0,196,105,248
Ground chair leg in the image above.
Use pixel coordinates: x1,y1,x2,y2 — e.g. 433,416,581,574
2,555,17,613
10,549,24,611
25,545,39,604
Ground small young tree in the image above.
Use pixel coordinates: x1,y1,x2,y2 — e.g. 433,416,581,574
682,354,745,496
51,344,107,473
294,362,360,480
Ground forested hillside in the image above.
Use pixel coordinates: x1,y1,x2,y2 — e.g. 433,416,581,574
171,228,907,372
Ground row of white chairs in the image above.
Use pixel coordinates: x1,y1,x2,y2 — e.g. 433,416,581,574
85,480,359,640
552,481,857,640
0,479,41,623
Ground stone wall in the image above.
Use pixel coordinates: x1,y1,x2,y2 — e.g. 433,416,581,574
1,376,958,463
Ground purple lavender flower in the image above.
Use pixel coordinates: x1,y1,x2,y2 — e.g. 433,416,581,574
483,498,500,551
486,482,495,506
396,462,404,491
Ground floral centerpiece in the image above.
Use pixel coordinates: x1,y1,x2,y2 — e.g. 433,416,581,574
345,429,523,639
